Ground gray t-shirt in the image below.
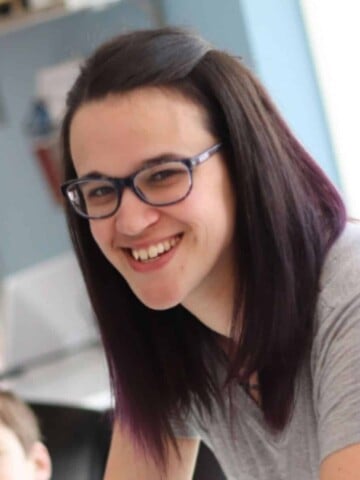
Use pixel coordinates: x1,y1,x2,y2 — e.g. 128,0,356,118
173,222,360,479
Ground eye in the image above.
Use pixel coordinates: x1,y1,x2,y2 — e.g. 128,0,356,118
87,185,114,199
80,181,117,205
144,164,189,186
135,161,189,196
148,169,180,182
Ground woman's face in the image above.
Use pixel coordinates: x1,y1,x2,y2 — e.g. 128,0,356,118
70,87,235,317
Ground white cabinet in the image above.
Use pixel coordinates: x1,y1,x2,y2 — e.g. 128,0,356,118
1,251,112,410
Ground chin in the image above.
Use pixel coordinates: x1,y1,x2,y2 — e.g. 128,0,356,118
137,294,181,311
132,284,184,311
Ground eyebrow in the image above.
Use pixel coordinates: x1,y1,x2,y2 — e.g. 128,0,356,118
79,152,188,179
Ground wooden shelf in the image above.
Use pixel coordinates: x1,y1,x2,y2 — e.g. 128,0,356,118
0,2,80,35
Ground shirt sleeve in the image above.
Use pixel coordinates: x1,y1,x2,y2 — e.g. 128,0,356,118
169,408,202,439
312,291,360,464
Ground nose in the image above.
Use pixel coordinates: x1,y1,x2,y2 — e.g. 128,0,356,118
114,187,160,236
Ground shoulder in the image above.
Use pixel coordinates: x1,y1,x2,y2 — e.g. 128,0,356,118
318,221,360,311
313,221,360,340
311,222,360,467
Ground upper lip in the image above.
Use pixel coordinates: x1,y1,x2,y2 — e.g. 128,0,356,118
118,233,182,250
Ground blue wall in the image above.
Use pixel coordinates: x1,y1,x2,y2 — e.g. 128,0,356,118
0,2,153,276
238,0,340,183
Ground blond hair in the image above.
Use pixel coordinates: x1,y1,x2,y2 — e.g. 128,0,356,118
0,390,41,454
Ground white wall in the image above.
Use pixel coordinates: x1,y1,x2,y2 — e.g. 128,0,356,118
301,0,360,217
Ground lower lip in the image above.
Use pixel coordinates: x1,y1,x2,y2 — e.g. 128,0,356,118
125,239,181,273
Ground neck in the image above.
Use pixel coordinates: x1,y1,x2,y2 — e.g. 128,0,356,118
182,260,236,337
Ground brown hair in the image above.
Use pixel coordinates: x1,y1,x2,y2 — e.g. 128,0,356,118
0,391,41,454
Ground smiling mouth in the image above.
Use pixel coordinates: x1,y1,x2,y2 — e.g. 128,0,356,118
127,235,182,263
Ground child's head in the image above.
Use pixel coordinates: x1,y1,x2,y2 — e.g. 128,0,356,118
0,391,51,480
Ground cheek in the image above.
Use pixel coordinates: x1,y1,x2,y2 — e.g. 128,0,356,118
184,178,234,235
0,458,27,477
89,220,112,252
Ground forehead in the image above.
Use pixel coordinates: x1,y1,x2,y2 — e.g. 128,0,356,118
69,87,211,176
71,87,209,147
0,423,23,451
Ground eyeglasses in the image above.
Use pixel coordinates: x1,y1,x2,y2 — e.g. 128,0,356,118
61,143,222,220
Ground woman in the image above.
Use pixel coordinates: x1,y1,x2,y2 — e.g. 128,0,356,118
60,27,360,479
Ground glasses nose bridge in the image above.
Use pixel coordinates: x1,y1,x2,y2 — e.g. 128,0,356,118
112,175,160,235
112,176,133,211
112,174,146,214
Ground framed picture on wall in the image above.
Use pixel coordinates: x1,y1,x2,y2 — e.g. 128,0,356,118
27,59,81,203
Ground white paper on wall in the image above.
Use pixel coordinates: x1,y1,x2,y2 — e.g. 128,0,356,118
35,58,82,125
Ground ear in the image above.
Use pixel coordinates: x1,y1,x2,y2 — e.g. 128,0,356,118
28,442,52,480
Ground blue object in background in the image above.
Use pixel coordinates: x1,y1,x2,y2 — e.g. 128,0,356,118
26,99,54,138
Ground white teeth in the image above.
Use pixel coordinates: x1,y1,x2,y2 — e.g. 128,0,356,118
148,246,158,258
157,243,165,254
132,250,139,260
130,236,180,262
139,249,148,261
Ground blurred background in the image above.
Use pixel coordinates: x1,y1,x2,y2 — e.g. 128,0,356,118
0,0,358,412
